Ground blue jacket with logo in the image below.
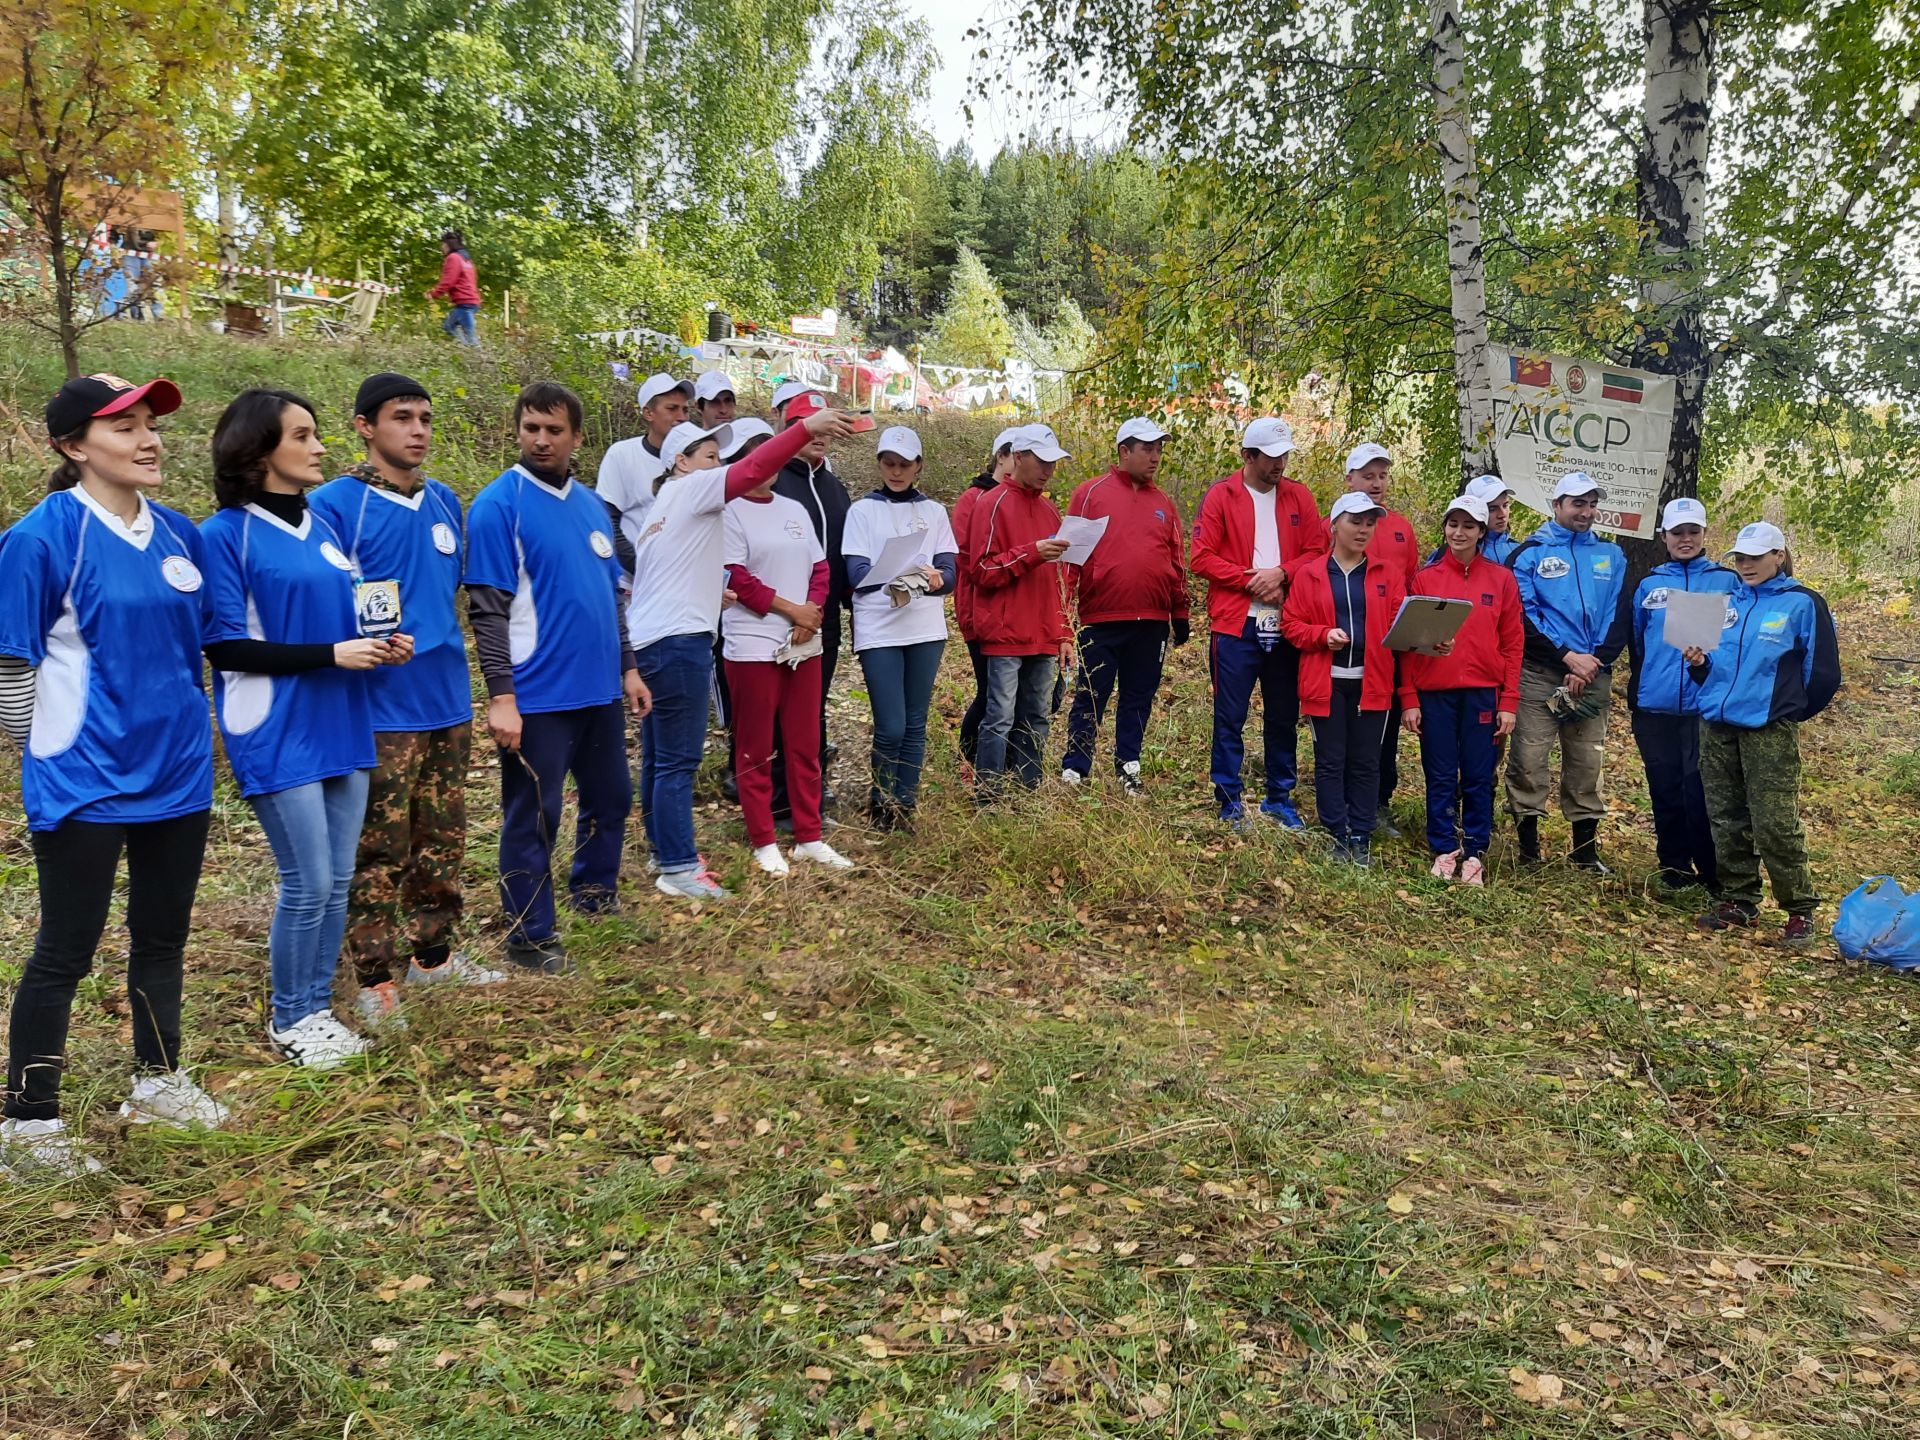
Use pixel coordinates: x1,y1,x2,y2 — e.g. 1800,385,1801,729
1627,556,1738,714
1508,521,1631,672
1692,574,1840,729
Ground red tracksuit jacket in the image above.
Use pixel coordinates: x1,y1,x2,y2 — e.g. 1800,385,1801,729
950,482,990,641
1365,505,1421,591
1280,553,1406,716
1399,550,1524,712
1065,469,1190,625
966,480,1068,656
1189,471,1327,637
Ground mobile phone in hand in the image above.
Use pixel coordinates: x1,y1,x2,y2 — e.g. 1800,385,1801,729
849,411,876,433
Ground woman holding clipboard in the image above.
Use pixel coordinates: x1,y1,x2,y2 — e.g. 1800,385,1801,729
1400,494,1523,885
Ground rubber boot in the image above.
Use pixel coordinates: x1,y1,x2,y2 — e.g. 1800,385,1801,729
1570,818,1610,875
1517,814,1542,865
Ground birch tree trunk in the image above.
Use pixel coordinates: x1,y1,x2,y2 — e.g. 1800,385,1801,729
1636,0,1713,510
630,0,651,247
1429,0,1494,484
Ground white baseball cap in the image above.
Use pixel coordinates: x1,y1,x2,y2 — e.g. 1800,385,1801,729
770,379,816,412
1466,474,1513,505
876,425,922,461
660,420,721,471
1116,416,1170,446
1660,496,1708,530
1344,441,1391,473
1444,494,1491,525
694,371,736,403
1550,471,1607,501
636,372,694,409
1012,424,1070,463
992,426,1023,455
1728,520,1787,556
1240,417,1295,457
717,417,773,460
1328,491,1385,523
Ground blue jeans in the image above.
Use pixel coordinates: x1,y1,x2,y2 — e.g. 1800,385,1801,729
859,639,946,814
1063,620,1168,775
498,704,631,943
252,771,371,1029
977,653,1056,795
638,633,714,873
1208,622,1300,813
443,304,478,345
1418,687,1499,859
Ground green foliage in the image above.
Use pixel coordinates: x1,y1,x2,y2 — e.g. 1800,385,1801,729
925,245,1013,367
1010,296,1095,373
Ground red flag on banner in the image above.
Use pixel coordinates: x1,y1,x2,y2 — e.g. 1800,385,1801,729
1509,355,1553,387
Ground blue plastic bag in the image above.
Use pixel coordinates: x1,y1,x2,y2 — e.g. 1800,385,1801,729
1832,877,1920,972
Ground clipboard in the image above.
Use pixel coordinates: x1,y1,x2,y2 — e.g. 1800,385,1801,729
1383,596,1473,654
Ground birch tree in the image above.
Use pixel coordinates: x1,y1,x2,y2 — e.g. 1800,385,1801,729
1429,0,1494,479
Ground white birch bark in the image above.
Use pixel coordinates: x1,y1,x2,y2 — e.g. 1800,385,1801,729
1429,0,1494,482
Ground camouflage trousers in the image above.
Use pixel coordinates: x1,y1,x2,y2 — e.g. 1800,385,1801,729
1700,719,1817,917
345,724,471,985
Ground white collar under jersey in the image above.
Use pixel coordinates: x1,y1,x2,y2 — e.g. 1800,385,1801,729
71,484,154,548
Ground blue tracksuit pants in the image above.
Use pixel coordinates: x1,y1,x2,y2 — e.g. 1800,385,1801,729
1417,687,1498,859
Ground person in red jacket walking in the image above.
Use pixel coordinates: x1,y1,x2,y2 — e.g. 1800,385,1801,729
1059,416,1191,794
966,424,1072,798
1190,417,1327,828
427,231,481,346
1401,494,1524,885
1342,442,1421,835
1281,493,1408,864
951,427,1020,768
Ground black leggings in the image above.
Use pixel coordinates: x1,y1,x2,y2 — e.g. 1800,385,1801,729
959,639,990,765
5,810,211,1121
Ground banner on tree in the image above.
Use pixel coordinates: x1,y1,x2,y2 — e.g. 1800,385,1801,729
1487,347,1674,537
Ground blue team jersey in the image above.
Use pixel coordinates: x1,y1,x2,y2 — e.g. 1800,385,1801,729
0,489,216,831
199,504,377,796
1628,556,1737,715
310,473,472,731
463,465,624,714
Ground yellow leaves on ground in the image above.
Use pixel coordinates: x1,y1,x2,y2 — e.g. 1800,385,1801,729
1509,1366,1567,1404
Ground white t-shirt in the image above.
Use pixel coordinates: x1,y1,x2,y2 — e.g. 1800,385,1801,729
721,494,825,663
842,493,956,652
1246,480,1280,570
596,435,666,554
626,465,731,650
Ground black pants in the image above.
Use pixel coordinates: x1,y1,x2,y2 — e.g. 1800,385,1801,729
1632,708,1718,889
960,639,990,765
1377,659,1405,808
1308,678,1388,840
6,810,211,1121
1062,620,1168,775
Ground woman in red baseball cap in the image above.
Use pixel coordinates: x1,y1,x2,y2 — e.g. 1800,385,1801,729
0,375,230,1179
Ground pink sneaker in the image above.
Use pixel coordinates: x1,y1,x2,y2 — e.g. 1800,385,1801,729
1459,856,1486,886
1430,850,1462,881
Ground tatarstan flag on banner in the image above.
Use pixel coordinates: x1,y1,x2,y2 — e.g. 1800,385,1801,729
1602,371,1645,403
1509,355,1553,387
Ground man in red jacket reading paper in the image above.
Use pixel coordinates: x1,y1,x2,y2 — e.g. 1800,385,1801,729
1190,417,1328,828
1059,416,1191,795
965,424,1073,799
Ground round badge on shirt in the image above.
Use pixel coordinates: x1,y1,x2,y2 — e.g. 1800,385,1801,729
320,541,355,571
432,522,458,555
160,555,203,593
590,531,614,559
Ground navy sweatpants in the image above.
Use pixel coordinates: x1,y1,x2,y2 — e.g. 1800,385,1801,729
1631,708,1717,889
498,702,631,943
1417,686,1498,859
1063,620,1168,776
1308,677,1388,839
1208,621,1300,813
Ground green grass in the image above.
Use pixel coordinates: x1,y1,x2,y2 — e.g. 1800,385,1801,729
4,325,1920,1438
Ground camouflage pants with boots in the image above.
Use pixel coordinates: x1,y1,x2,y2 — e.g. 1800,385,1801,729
346,724,471,986
1700,719,1817,917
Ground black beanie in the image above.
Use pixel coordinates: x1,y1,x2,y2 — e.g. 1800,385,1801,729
354,372,431,419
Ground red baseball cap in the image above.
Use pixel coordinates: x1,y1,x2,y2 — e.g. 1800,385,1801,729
784,390,829,426
46,373,182,438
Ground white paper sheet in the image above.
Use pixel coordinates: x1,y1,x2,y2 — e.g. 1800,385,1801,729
1053,514,1110,566
1661,587,1732,652
869,530,929,586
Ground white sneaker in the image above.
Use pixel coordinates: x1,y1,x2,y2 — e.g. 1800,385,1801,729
355,981,407,1033
267,1011,372,1070
656,867,731,901
1059,767,1084,786
0,1116,104,1178
753,844,791,875
792,840,855,870
1119,760,1145,796
119,1070,229,1129
405,951,507,987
